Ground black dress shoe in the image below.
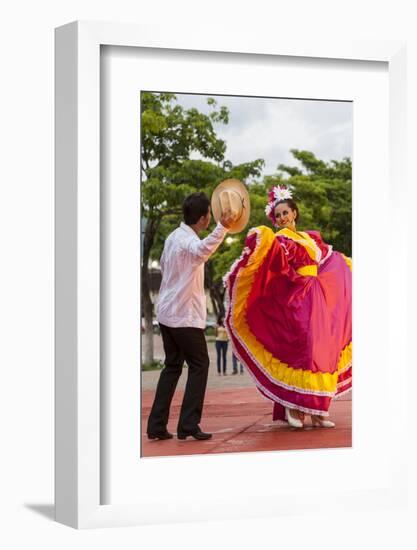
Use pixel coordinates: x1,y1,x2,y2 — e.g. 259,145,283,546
147,431,174,440
177,430,212,441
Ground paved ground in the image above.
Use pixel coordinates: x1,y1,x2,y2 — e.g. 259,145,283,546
141,334,352,458
141,334,253,391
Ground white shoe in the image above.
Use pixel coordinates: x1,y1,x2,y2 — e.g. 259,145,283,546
285,407,303,428
311,415,335,428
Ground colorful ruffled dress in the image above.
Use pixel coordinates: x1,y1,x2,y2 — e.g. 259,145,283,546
224,226,352,421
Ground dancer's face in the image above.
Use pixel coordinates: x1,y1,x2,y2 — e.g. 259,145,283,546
274,202,297,229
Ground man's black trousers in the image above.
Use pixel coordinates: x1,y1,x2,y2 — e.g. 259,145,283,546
147,324,210,435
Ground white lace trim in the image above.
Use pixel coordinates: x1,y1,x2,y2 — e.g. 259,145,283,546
222,246,252,288
231,345,330,417
259,382,330,417
338,361,352,375
319,245,333,266
337,376,352,389
334,385,352,400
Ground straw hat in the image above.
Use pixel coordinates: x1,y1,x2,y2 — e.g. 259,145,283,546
211,179,250,234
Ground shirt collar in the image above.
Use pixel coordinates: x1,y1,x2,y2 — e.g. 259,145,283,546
180,222,199,238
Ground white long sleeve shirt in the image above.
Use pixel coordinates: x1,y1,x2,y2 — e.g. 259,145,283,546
156,221,228,329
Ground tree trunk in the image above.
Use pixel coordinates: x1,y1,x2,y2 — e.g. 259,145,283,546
205,261,225,321
141,216,160,365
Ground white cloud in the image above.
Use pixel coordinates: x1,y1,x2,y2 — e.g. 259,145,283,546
173,92,352,178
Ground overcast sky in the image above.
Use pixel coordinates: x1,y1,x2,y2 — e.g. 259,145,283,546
173,93,352,179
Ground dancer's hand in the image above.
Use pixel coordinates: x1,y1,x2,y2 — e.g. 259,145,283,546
220,208,237,229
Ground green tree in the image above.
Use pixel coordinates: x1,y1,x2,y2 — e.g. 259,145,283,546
141,92,229,364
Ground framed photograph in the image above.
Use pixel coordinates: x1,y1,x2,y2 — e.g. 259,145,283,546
55,21,408,528
138,90,353,461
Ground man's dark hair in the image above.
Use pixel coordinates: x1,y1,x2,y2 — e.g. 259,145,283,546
182,192,210,225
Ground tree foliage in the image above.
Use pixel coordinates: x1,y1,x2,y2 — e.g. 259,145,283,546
276,149,352,255
141,93,229,217
141,92,264,361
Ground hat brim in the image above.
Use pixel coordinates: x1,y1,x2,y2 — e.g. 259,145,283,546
211,179,251,234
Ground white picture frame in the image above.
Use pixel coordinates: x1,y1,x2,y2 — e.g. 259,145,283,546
55,21,408,529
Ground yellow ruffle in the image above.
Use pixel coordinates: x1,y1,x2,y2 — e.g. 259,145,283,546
341,253,352,271
337,341,352,373
296,265,317,277
277,228,322,262
231,226,351,395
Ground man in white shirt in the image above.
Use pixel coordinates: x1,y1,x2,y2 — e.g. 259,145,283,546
147,192,234,441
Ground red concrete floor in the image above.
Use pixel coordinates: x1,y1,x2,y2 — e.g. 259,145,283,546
141,386,352,458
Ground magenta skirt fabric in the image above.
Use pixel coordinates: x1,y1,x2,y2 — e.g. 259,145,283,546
224,227,352,421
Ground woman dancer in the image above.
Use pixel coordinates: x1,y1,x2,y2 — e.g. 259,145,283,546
224,186,352,428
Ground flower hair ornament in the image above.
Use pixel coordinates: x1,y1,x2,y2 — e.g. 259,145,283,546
265,185,294,226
